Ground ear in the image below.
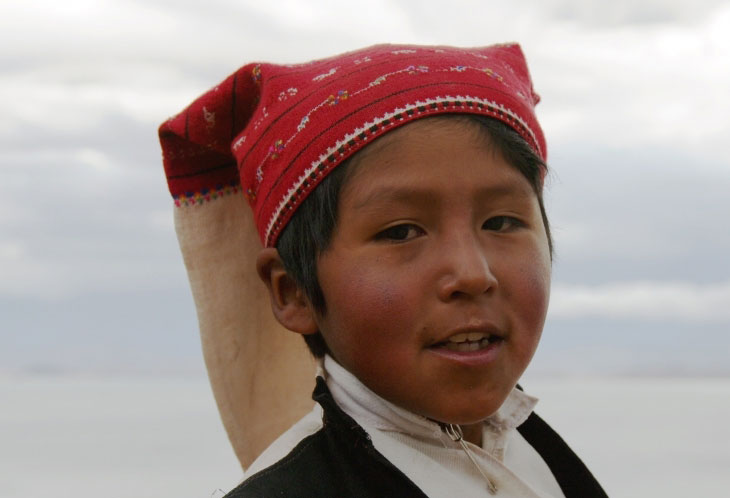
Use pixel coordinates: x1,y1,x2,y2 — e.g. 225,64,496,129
256,248,319,335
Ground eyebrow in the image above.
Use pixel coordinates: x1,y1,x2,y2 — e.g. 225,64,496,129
351,182,532,211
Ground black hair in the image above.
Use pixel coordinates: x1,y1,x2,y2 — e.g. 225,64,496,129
276,114,553,358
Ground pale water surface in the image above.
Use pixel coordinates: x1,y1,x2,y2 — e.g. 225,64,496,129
2,375,728,497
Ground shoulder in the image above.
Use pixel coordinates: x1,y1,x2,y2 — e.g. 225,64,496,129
518,410,609,498
226,424,426,498
224,377,428,498
225,426,338,497
243,404,324,477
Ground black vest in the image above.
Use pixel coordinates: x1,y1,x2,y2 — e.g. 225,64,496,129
226,377,608,497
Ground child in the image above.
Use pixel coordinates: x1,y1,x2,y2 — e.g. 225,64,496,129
160,43,608,497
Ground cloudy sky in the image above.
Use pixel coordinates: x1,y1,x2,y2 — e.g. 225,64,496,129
2,0,729,376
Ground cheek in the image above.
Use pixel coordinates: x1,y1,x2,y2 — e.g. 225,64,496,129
506,253,551,342
320,260,417,350
341,268,398,316
524,263,551,318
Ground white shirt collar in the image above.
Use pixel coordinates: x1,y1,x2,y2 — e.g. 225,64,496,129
322,354,538,460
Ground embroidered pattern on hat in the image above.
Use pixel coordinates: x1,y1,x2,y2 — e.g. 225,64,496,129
278,87,298,101
313,67,338,82
246,59,526,207
327,90,349,106
174,182,240,207
232,134,247,151
251,65,262,83
407,65,429,74
203,106,216,128
482,67,504,82
159,43,546,248
269,139,285,159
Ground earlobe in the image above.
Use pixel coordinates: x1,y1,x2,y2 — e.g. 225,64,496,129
256,248,319,335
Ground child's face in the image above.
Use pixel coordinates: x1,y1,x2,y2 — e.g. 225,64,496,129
313,117,551,424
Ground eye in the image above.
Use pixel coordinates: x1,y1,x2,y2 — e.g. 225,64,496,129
375,223,424,242
482,216,524,232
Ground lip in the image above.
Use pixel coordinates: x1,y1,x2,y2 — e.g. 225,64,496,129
430,323,504,347
426,323,505,366
427,337,503,365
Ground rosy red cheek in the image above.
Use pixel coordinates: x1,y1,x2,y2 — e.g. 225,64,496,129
343,262,404,310
362,280,398,314
324,266,403,332
531,269,551,316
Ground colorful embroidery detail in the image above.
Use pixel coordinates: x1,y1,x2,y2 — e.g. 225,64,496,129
297,115,310,132
251,65,262,83
407,65,429,74
327,90,349,106
482,67,504,82
269,139,285,159
173,182,240,207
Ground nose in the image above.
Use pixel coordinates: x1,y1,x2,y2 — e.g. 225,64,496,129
436,232,498,301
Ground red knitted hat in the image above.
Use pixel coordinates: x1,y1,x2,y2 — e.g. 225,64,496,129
159,43,545,247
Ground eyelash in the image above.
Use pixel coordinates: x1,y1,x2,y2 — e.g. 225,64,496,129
482,216,525,232
375,224,424,242
376,216,524,242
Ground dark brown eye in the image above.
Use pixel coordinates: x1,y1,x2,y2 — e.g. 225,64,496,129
376,224,423,241
483,216,523,232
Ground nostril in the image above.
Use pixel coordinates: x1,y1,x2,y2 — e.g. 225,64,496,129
439,266,497,301
436,236,497,300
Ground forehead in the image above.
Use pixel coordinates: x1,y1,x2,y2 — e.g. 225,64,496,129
350,116,493,168
339,116,535,206
344,116,511,188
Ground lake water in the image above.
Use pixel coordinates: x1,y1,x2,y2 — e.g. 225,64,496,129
2,374,728,497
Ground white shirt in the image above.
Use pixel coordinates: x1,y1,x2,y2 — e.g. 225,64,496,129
247,356,566,498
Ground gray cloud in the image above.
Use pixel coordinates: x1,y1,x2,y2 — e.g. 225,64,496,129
547,143,730,285
531,318,730,376
3,0,729,375
550,281,730,322
542,0,726,26
0,289,203,375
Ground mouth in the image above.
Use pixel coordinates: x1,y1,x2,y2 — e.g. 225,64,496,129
430,329,503,353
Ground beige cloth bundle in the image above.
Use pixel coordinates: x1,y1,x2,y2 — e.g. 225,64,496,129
175,193,315,468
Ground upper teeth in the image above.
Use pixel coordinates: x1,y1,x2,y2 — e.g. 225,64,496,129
448,332,489,343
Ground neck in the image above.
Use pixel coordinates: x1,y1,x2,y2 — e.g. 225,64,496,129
460,422,483,446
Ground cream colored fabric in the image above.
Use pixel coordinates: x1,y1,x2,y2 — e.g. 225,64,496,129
174,194,316,468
